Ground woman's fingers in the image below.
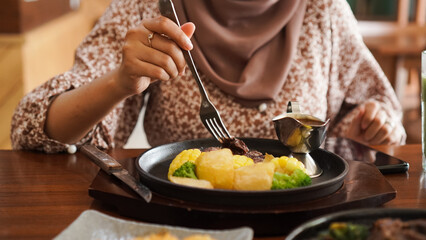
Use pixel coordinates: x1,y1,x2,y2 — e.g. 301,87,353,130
137,41,181,79
362,108,386,142
117,17,196,95
346,100,400,145
122,22,188,78
131,29,186,75
346,107,364,141
141,19,196,75
131,56,171,81
119,41,173,95
360,101,380,130
359,101,397,145
130,17,195,77
142,16,194,51
121,39,169,80
181,22,196,38
368,120,394,145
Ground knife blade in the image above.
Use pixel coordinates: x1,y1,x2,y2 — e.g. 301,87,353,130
80,145,152,203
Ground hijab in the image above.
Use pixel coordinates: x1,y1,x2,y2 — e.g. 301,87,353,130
173,0,307,106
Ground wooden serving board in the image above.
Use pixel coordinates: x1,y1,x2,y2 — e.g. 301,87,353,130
89,157,396,236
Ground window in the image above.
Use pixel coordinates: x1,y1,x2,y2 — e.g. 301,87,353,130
347,0,418,22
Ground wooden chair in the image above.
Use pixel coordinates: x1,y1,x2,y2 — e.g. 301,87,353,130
358,0,426,110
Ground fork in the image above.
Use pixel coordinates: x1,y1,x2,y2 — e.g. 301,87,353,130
159,0,233,143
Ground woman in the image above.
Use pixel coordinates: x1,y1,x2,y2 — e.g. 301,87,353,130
11,0,406,153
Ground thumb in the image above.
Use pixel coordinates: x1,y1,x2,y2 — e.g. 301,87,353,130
181,22,196,38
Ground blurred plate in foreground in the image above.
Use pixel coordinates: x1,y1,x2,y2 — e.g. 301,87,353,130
54,210,253,240
287,208,426,240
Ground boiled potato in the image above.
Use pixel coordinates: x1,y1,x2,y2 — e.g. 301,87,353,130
169,176,213,189
195,148,234,189
233,162,275,191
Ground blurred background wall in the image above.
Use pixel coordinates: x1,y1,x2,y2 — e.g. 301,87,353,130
0,0,111,149
0,0,425,150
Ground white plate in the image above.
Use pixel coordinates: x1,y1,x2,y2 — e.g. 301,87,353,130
54,210,253,240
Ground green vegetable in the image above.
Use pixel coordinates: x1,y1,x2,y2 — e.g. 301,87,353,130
270,169,311,190
172,161,197,179
318,222,369,240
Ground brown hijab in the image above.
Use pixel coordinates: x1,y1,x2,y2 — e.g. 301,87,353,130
173,0,307,106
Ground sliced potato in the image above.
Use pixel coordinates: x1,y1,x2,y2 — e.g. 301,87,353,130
195,148,234,189
233,162,275,191
169,176,213,189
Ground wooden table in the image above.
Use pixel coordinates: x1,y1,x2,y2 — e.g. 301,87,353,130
0,144,425,240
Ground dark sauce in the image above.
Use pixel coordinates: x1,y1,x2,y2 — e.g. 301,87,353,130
296,118,325,126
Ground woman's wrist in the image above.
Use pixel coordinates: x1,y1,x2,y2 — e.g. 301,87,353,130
110,67,150,99
45,69,132,143
107,68,136,100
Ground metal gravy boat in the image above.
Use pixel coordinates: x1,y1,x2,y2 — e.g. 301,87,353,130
272,102,330,178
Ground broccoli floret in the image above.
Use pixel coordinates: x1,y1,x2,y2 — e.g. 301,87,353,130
172,161,197,179
271,169,311,190
326,222,369,240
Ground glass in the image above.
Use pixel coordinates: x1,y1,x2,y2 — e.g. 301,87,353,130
422,50,426,171
419,172,426,200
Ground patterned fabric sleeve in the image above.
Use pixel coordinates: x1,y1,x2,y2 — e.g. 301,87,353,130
10,0,146,153
326,0,406,143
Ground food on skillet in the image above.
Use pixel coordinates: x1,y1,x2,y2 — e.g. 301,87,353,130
196,149,235,189
168,149,202,179
368,218,426,240
203,138,265,163
169,176,214,189
167,146,311,191
132,231,217,240
222,138,265,162
316,218,426,240
317,222,369,240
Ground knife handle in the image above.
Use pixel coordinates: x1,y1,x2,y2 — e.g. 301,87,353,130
80,145,122,173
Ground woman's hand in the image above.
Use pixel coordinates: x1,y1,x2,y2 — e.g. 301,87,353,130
116,16,196,96
45,17,195,144
345,100,401,145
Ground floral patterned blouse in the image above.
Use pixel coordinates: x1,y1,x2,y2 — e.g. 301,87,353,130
11,0,406,153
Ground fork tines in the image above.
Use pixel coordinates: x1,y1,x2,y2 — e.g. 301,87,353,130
204,118,233,143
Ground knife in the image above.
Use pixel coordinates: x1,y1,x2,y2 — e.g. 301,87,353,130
80,145,152,203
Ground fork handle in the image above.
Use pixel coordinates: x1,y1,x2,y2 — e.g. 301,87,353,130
159,0,211,103
182,50,211,103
